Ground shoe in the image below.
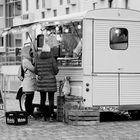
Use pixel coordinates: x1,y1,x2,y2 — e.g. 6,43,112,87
28,114,39,119
33,114,40,119
44,116,50,121
28,115,34,119
49,117,54,122
48,114,56,122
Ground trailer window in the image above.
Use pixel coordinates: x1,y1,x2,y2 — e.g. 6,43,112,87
110,28,128,50
43,21,82,67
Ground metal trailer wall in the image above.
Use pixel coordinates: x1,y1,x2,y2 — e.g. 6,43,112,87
92,19,140,106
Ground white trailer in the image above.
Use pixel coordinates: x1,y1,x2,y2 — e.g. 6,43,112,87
82,8,140,112
43,8,140,113
3,8,140,116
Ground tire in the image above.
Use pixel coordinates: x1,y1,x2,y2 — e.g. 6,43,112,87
19,93,26,111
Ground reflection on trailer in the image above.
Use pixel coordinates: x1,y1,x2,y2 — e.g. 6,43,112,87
5,8,140,117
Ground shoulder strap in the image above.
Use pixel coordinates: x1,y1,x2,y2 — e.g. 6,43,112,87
21,64,28,73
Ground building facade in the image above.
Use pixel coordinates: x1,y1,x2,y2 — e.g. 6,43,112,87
0,0,5,56
1,0,140,65
1,0,140,92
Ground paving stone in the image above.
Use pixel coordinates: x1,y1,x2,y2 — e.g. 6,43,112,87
0,93,140,140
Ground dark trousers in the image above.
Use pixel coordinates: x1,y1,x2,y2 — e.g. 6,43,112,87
40,91,55,117
25,92,34,116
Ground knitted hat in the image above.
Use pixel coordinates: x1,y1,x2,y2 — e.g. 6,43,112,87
24,37,31,47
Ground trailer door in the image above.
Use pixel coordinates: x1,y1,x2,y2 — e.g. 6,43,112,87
92,20,140,106
120,74,140,105
92,74,119,105
93,20,140,73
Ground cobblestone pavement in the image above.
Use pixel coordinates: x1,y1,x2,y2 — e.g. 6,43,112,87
0,93,140,140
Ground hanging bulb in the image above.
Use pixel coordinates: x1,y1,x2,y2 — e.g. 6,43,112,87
65,28,69,33
115,29,120,34
47,30,51,35
77,24,81,29
55,26,59,31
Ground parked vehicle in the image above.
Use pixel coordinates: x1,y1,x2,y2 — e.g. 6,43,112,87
5,8,140,118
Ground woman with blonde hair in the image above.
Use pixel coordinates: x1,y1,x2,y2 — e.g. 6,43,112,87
21,38,36,117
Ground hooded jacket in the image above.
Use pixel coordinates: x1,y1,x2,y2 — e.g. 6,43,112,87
35,52,59,92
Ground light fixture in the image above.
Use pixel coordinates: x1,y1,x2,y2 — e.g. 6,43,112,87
115,28,120,34
55,26,59,31
77,24,81,29
65,28,69,33
47,30,51,35
54,21,60,25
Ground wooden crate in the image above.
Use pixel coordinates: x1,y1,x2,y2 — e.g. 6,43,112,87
6,111,28,125
66,109,100,126
65,95,83,102
64,101,80,123
57,96,65,122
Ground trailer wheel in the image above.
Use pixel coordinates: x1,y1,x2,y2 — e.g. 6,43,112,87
19,93,26,111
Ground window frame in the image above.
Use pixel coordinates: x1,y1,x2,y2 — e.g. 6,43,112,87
110,27,128,50
60,0,63,5
0,5,3,17
26,0,29,11
0,37,4,47
36,0,39,9
66,7,70,14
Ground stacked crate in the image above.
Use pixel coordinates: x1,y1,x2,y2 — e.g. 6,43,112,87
57,95,100,125
57,96,65,122
67,107,100,126
5,111,28,125
57,95,83,122
64,95,84,123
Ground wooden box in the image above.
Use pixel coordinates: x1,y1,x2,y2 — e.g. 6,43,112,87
66,108,100,126
57,96,65,122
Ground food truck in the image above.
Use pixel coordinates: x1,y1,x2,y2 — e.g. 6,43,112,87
3,8,140,118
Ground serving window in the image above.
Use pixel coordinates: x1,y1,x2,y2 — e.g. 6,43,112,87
40,21,83,67
110,28,128,50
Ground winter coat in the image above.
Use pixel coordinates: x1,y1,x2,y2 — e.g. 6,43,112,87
21,46,36,92
35,52,59,92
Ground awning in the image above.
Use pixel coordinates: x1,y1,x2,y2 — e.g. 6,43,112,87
0,24,38,36
0,27,11,37
1,11,87,36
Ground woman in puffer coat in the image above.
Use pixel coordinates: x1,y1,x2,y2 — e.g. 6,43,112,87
35,43,59,121
21,40,36,117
